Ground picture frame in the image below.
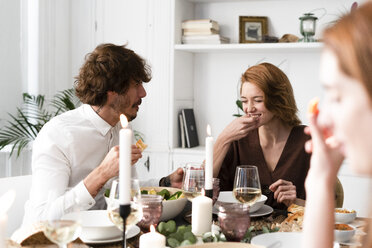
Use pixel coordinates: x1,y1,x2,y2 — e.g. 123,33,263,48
239,16,268,43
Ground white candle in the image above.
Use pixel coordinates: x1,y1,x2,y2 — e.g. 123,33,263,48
139,225,166,248
192,190,212,236
0,215,7,248
119,114,132,205
205,125,214,190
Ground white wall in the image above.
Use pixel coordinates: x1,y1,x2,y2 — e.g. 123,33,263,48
0,0,23,126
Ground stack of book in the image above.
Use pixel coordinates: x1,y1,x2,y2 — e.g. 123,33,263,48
181,19,230,44
178,109,199,148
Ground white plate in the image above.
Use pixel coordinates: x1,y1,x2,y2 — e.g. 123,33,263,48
251,232,302,248
81,225,140,244
250,204,273,218
216,191,267,213
213,204,273,218
251,232,340,248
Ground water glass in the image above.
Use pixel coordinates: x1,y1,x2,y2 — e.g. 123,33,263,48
182,162,205,200
218,203,250,242
137,194,163,232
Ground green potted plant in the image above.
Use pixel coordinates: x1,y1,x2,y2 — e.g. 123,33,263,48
0,88,80,157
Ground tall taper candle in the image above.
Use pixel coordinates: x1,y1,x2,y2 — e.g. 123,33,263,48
205,124,213,190
119,114,132,205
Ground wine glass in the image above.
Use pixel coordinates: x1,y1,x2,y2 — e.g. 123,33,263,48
43,189,82,248
182,162,205,201
106,179,143,246
233,165,262,206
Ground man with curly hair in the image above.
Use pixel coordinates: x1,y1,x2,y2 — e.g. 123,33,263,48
22,44,183,225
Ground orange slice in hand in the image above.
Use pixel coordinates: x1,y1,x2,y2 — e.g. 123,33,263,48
308,97,320,115
135,139,148,152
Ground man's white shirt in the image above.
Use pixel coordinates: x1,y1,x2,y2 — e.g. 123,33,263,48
22,104,159,226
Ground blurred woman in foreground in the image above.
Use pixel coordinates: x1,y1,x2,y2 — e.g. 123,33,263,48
303,2,372,247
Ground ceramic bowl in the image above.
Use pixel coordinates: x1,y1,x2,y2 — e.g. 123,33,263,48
334,224,356,243
216,191,267,213
62,210,121,241
335,208,357,223
140,186,187,221
105,186,187,221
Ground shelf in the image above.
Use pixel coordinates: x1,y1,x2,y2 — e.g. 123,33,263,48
186,0,275,2
172,146,205,155
174,42,323,53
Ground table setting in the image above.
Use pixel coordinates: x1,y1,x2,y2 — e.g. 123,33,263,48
3,121,368,248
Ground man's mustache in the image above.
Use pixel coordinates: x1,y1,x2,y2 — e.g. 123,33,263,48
132,99,142,107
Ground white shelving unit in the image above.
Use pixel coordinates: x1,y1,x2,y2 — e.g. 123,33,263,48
169,0,342,166
174,42,323,53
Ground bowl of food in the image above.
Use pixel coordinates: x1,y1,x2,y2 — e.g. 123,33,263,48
216,191,267,213
62,210,121,241
105,186,187,221
140,187,187,221
335,208,357,224
334,224,356,243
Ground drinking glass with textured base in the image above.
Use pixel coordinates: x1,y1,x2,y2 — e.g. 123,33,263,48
137,194,163,232
218,203,250,242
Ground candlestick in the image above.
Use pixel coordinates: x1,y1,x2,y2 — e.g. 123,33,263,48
205,125,213,197
119,114,132,205
139,225,166,248
192,190,212,236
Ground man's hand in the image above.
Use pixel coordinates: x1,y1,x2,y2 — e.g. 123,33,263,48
269,179,297,207
169,168,184,189
131,145,142,165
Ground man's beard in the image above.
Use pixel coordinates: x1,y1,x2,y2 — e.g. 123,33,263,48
110,96,141,122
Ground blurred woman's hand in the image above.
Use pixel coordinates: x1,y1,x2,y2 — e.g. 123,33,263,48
304,113,344,188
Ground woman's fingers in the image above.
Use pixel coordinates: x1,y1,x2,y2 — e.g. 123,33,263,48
273,185,296,200
269,179,292,191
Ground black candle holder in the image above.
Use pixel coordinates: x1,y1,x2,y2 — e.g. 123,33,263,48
120,204,131,248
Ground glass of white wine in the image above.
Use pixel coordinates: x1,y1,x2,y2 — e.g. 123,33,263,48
107,179,142,246
233,165,262,206
182,162,205,201
43,189,82,248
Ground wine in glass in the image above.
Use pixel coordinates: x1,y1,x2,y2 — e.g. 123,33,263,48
43,189,81,248
182,162,205,200
107,178,143,244
233,165,262,206
44,220,81,248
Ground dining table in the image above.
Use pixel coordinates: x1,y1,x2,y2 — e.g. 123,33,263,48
14,202,367,248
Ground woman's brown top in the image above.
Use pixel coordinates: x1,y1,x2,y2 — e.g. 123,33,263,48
217,125,311,210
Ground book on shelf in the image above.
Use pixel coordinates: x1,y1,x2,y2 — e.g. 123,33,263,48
182,34,230,44
178,113,186,148
182,19,219,31
181,108,199,148
183,28,219,36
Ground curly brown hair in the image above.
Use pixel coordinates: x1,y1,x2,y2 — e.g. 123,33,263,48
240,62,301,127
75,43,151,106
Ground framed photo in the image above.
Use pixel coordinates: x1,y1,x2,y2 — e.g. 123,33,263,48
239,16,268,43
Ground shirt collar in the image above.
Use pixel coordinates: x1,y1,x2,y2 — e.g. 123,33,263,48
83,104,117,136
